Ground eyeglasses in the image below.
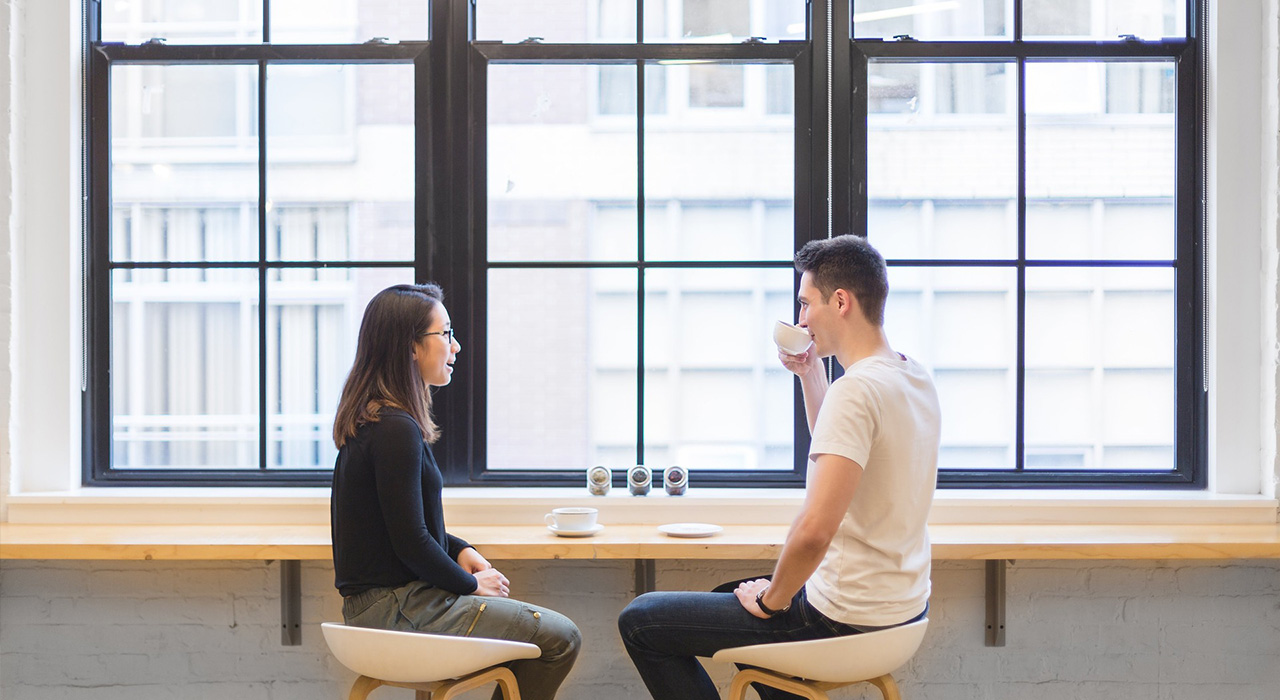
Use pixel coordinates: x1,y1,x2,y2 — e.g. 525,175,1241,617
422,328,456,343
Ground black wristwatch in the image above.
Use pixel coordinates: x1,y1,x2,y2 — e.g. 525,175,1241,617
755,587,792,617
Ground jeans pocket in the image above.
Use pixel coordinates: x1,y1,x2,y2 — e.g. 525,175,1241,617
343,589,395,625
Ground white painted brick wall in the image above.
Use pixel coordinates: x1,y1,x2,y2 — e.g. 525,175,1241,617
2,559,1278,699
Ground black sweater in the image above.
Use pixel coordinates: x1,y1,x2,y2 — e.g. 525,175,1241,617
331,409,477,597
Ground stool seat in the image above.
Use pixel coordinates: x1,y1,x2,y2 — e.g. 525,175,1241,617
321,622,540,683
711,619,927,683
711,619,928,700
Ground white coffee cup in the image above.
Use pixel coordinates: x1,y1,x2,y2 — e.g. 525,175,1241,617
773,320,813,355
544,507,599,531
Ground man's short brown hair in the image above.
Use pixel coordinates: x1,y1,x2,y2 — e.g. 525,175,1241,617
794,235,888,326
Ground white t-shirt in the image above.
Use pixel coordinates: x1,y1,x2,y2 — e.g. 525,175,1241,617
804,353,941,627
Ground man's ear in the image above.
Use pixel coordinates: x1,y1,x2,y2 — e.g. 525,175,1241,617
833,288,852,315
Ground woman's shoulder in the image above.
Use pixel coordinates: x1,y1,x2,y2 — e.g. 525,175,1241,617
357,407,422,441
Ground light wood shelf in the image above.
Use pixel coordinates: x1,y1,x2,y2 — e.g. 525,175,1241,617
3,522,1279,561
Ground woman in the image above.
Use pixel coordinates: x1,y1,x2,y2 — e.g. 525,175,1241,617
330,283,581,700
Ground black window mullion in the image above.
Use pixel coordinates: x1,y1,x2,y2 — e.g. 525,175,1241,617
1178,38,1207,487
830,0,853,236
849,45,867,237
1015,54,1027,473
433,0,479,484
258,58,269,471
86,11,113,484
811,0,831,240
636,50,646,470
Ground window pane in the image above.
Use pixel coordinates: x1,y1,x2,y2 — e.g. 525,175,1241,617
111,268,259,469
690,65,746,108
1024,267,1175,470
645,0,749,42
766,64,794,115
102,0,263,44
267,267,413,469
868,62,1015,259
639,0,807,43
488,269,639,469
854,0,1010,40
643,268,795,471
1023,0,1185,40
766,0,807,40
478,0,637,43
488,65,639,262
111,65,259,262
887,267,1016,470
645,63,794,261
597,66,667,118
267,64,414,261
1026,61,1175,260
272,0,428,43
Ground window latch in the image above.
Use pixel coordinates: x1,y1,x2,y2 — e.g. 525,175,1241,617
892,34,918,42
1119,34,1142,43
743,36,767,44
142,37,167,46
519,36,545,44
364,37,394,45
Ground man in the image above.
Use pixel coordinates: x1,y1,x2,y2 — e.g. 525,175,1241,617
617,235,941,700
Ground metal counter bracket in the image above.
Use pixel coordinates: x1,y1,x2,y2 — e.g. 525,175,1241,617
634,559,656,596
985,559,1007,647
281,560,302,646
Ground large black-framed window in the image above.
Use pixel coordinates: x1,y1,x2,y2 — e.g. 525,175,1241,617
84,0,1203,489
838,0,1205,488
84,0,438,485
433,2,820,487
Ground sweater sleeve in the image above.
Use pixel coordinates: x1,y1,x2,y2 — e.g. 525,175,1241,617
446,534,473,561
369,416,478,595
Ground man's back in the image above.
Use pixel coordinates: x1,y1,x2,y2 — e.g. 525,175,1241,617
805,353,941,627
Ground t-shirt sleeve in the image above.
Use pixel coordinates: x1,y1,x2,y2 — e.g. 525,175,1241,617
808,377,878,468
369,416,477,594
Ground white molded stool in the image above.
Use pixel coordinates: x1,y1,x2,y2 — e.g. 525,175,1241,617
321,622,541,700
711,619,928,700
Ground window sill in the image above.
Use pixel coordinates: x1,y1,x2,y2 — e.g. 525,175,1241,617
4,486,1276,527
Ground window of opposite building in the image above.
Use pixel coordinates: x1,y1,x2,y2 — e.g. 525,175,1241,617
84,0,1203,488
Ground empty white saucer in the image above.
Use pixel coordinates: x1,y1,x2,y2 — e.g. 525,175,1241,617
547,523,604,538
658,523,723,538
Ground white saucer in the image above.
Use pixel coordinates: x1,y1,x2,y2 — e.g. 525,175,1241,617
547,523,604,538
658,522,723,538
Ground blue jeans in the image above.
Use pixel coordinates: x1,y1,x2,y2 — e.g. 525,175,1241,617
619,578,927,700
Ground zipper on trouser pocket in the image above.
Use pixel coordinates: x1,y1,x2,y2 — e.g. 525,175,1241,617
464,602,487,636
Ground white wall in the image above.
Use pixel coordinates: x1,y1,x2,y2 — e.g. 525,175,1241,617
4,0,82,500
1265,0,1280,500
2,559,1279,700
2,1,1279,699
0,0,18,522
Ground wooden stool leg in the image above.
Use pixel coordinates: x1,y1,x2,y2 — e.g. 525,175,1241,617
414,691,432,700
867,674,902,700
729,669,828,700
727,670,754,700
348,676,383,700
436,666,520,700
493,668,522,700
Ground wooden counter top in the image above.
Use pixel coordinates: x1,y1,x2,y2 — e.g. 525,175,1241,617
4,522,1280,561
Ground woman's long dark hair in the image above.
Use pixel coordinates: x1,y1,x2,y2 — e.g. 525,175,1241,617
333,283,444,448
